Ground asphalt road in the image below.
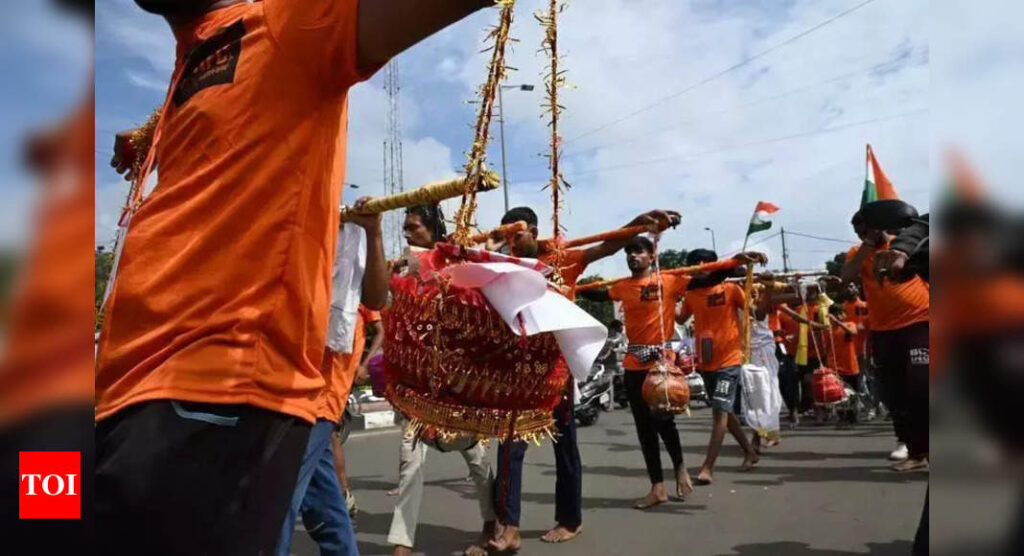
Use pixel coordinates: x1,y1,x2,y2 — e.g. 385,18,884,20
289,406,927,555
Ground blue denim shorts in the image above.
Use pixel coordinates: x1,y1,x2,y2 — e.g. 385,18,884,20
699,365,742,414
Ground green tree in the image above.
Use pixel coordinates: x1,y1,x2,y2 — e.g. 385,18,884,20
0,251,21,323
575,274,614,325
95,246,115,329
658,248,688,270
825,251,846,277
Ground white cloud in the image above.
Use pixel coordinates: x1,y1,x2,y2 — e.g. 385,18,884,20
97,0,176,76
407,0,929,276
124,69,169,92
95,0,936,278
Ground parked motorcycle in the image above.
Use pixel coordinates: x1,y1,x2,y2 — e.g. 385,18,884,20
600,334,630,409
575,363,614,426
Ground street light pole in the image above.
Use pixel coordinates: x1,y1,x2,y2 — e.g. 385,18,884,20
495,84,534,215
498,85,509,214
704,227,717,253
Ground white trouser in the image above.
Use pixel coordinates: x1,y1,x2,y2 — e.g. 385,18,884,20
387,428,495,548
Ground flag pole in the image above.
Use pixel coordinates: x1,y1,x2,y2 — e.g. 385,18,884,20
863,144,870,205
741,210,754,253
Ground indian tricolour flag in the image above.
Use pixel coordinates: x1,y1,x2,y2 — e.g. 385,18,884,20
747,201,780,236
861,144,899,206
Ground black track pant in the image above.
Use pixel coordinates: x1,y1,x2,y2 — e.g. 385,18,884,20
625,371,684,484
871,321,929,458
96,400,310,555
776,346,800,415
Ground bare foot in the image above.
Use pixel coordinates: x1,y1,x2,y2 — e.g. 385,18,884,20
694,469,713,486
740,451,760,472
386,487,400,497
540,524,582,543
465,520,497,556
393,545,413,556
634,490,668,509
675,468,694,500
764,438,781,448
488,525,521,552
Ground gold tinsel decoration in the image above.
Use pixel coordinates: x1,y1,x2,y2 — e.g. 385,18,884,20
452,0,517,246
537,0,570,280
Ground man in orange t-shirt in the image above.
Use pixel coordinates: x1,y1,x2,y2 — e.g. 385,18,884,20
491,206,680,548
677,249,759,485
843,211,929,471
776,306,803,423
581,236,692,510
824,307,861,378
0,3,94,539
94,1,493,553
842,282,871,360
278,304,383,555
823,305,861,427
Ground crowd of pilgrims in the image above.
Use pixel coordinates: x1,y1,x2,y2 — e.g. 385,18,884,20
296,200,930,556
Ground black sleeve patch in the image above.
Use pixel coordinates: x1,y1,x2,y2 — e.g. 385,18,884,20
173,19,246,107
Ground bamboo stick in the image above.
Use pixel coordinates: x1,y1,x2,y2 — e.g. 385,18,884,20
468,221,527,245
575,258,745,292
538,222,666,252
339,172,499,221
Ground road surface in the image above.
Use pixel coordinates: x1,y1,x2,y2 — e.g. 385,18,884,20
289,406,926,555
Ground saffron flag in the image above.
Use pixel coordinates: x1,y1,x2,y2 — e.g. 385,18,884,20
747,201,779,236
861,144,899,206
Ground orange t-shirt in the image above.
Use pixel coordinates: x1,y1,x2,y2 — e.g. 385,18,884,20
778,307,799,357
317,306,382,422
825,323,860,376
0,97,95,426
96,1,379,423
848,244,929,332
843,299,869,357
608,274,689,370
768,309,782,333
683,282,745,372
539,248,588,301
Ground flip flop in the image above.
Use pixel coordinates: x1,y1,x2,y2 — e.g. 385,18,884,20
540,526,582,543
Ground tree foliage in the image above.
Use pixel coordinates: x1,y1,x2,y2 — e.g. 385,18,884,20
575,274,614,325
95,246,115,329
658,248,688,270
825,251,846,277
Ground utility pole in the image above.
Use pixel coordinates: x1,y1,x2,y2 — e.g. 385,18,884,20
495,84,534,214
498,86,509,214
780,227,791,272
704,227,717,253
383,60,404,259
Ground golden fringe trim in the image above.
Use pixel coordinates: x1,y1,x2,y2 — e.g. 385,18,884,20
389,383,556,443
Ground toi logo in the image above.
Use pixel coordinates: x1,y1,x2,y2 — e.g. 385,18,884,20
19,452,80,519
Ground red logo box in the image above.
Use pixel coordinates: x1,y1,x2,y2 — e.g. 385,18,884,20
19,451,81,519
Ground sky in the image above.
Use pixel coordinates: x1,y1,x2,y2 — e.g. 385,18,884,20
0,1,92,250
88,0,941,280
